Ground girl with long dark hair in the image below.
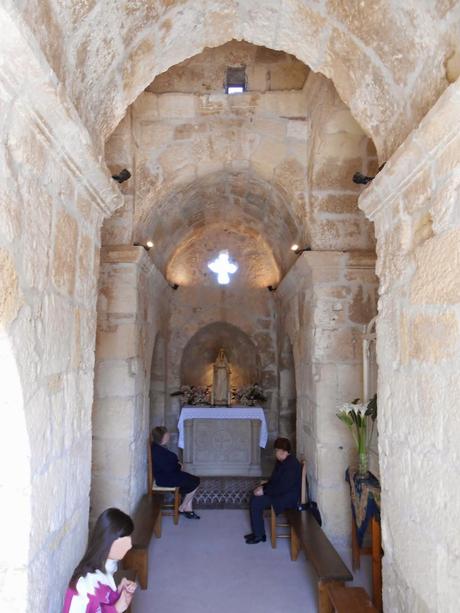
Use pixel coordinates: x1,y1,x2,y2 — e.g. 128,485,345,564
63,508,137,612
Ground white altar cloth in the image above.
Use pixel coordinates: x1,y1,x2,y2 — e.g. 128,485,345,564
178,406,268,449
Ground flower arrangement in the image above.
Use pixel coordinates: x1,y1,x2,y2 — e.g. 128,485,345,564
336,394,377,476
171,385,211,406
232,383,267,407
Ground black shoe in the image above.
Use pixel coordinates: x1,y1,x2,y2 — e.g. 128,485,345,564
244,532,255,541
179,511,201,519
246,534,266,544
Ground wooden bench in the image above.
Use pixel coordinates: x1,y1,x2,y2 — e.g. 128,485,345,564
285,509,353,613
325,585,378,612
123,493,163,590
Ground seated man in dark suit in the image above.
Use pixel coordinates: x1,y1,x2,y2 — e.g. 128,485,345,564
151,426,201,519
245,437,301,544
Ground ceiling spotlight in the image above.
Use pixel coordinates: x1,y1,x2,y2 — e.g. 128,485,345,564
291,244,299,252
146,241,154,248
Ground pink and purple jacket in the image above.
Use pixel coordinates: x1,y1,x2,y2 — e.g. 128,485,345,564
63,560,120,613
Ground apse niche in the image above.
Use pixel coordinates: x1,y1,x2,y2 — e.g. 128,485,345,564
180,322,261,393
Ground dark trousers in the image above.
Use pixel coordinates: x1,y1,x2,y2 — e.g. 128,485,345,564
249,494,272,537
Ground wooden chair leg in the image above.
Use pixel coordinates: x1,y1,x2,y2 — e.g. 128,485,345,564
270,507,277,548
173,488,180,525
290,526,299,561
351,514,360,570
371,515,383,612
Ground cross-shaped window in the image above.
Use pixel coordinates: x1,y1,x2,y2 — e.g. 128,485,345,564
208,251,238,285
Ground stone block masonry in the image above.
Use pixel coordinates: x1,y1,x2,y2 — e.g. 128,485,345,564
359,78,460,613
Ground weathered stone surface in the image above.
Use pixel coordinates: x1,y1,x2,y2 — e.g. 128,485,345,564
359,78,460,613
0,249,21,327
52,211,78,295
411,231,460,304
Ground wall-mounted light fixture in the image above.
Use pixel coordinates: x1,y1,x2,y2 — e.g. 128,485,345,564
267,285,277,292
112,168,131,183
352,163,385,185
169,283,179,290
133,241,153,252
290,244,311,255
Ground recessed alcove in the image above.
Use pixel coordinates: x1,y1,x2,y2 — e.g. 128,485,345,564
180,321,260,391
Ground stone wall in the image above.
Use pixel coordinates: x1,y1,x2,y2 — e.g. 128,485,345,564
130,75,374,256
277,251,377,547
92,246,170,520
360,79,460,613
16,0,460,160
0,6,121,611
306,73,377,251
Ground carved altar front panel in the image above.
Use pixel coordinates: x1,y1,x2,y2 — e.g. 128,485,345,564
183,418,262,476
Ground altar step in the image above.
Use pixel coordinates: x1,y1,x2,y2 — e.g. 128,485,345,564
165,477,268,509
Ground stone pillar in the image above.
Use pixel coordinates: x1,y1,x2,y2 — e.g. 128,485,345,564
277,251,378,547
359,80,460,613
92,246,169,520
306,251,377,547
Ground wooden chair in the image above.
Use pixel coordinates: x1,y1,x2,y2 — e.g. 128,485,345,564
147,436,180,526
270,458,307,548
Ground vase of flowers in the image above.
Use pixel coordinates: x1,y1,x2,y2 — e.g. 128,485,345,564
170,385,211,406
336,394,377,477
232,383,267,407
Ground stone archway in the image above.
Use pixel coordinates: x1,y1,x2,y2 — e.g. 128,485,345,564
0,334,30,612
16,1,458,161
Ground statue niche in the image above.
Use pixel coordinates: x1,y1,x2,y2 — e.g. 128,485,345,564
211,348,232,406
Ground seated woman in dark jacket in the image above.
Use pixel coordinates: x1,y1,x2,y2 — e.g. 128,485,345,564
245,437,301,544
151,426,201,519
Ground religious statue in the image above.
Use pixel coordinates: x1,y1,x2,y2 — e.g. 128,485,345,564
211,348,232,406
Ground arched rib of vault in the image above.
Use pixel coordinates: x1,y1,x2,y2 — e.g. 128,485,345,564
139,170,302,276
14,1,459,161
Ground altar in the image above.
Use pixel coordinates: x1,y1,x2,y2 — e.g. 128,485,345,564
178,406,268,477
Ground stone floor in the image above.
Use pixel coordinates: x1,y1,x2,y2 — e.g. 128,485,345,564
131,509,372,613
